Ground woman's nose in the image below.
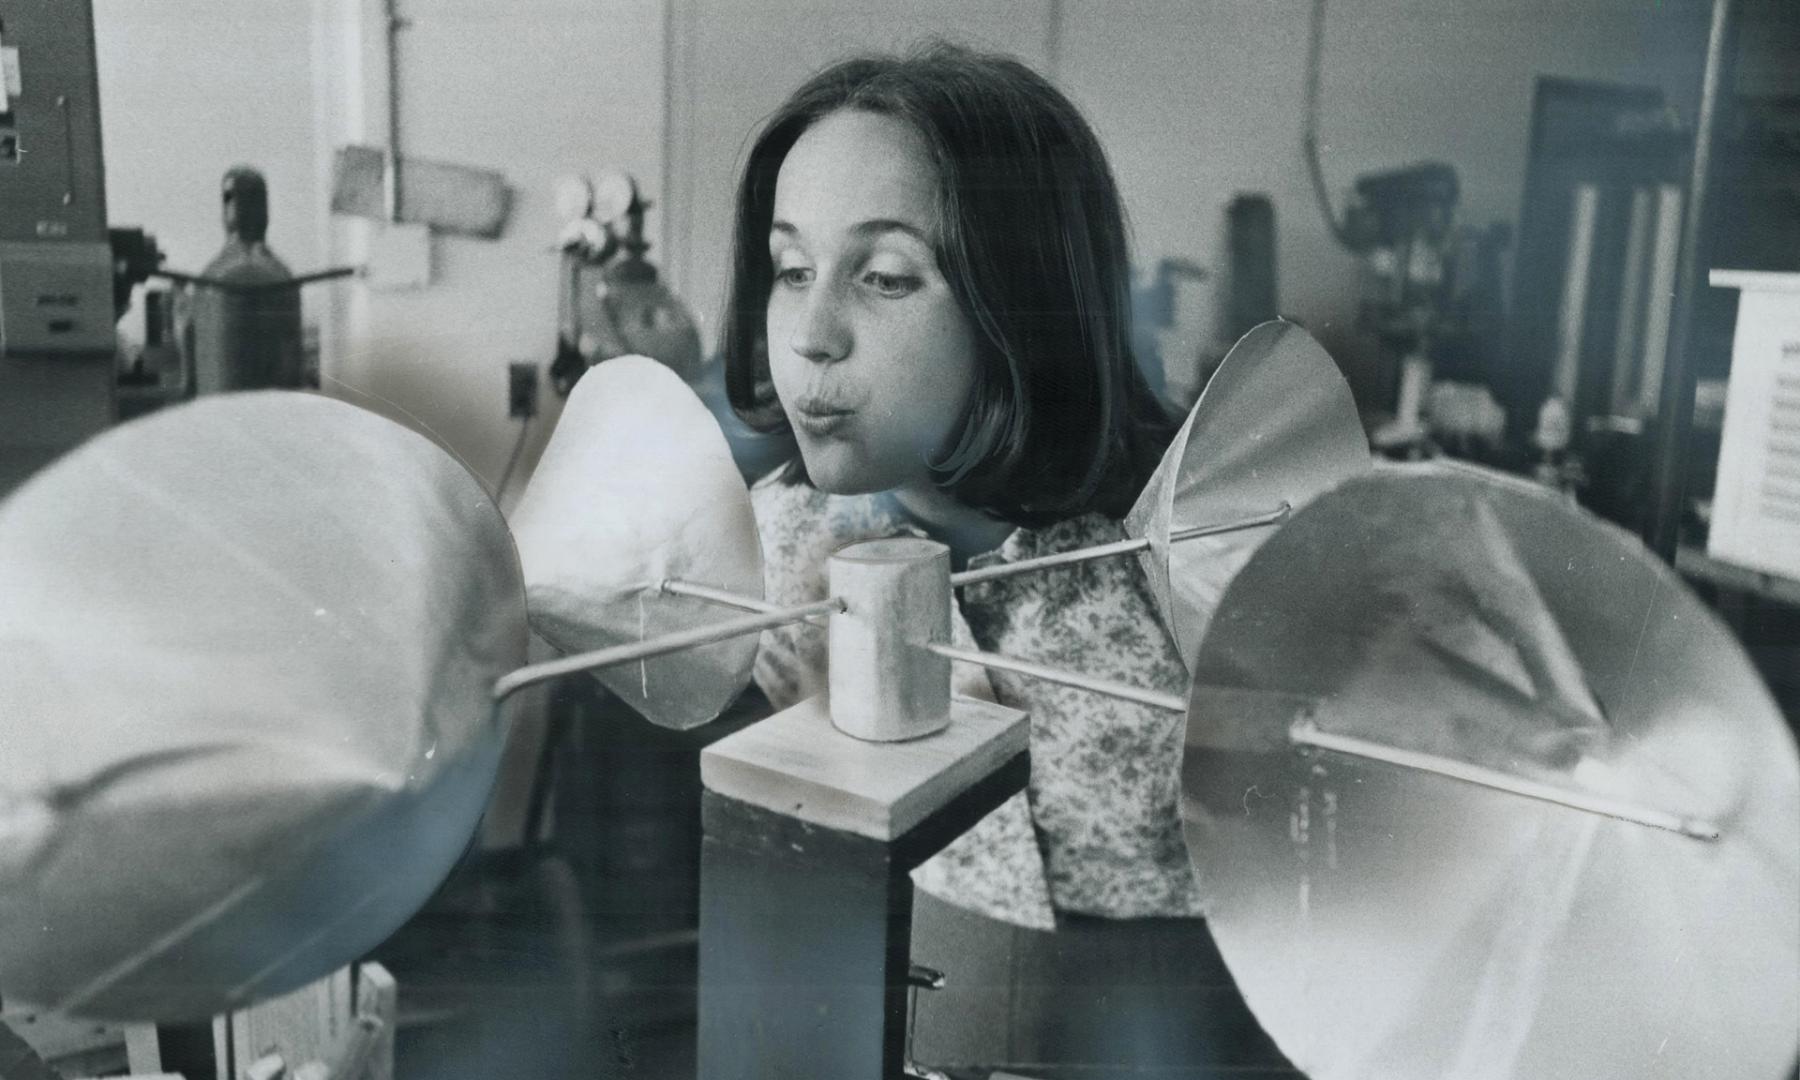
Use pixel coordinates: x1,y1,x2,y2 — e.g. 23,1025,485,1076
788,281,850,363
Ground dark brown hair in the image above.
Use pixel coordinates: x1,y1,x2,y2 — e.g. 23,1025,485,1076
722,41,1173,526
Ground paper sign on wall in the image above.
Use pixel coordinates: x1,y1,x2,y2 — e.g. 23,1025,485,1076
2,46,22,100
1708,270,1800,583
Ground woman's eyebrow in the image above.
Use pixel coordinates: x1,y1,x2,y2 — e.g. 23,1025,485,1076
849,218,930,243
768,218,929,243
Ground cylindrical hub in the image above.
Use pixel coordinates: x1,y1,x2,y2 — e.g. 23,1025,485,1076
828,537,951,741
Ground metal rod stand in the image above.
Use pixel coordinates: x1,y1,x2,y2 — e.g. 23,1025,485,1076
925,643,1187,714
491,596,842,702
949,503,1289,588
661,580,1189,714
1289,718,1720,841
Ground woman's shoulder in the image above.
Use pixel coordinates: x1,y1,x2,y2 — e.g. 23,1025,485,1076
971,511,1131,584
964,511,1170,644
1003,511,1128,561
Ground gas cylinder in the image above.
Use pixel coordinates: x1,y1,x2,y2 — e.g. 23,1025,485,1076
549,173,702,395
188,167,305,394
585,254,703,378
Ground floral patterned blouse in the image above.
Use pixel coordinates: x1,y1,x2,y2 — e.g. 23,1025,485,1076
751,476,1204,929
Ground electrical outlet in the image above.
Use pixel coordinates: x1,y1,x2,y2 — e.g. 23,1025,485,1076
508,362,538,419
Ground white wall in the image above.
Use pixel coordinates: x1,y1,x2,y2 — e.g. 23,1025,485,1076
320,0,667,496
1058,0,1710,395
94,0,325,344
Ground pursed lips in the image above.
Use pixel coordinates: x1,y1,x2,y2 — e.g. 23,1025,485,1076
799,388,860,414
790,396,857,435
793,395,857,418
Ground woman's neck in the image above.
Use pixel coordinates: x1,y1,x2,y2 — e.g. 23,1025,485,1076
888,483,1014,569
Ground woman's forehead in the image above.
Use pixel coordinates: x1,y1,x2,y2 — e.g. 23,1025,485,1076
772,110,939,241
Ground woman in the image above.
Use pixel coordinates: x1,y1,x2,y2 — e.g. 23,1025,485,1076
722,41,1287,1073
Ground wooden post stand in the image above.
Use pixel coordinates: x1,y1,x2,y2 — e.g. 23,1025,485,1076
696,693,1028,1080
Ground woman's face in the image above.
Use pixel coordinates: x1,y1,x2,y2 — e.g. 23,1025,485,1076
766,109,979,497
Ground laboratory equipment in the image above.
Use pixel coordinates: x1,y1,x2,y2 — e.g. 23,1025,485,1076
2,316,1792,1080
1304,0,1509,460
0,321,1342,1022
184,167,303,393
1180,462,1799,1080
0,392,527,1020
1347,162,1464,455
547,171,702,395
154,167,358,395
507,339,1793,1079
0,0,116,495
1507,78,1688,521
505,321,1364,731
509,356,763,731
1125,319,1369,671
1225,194,1277,343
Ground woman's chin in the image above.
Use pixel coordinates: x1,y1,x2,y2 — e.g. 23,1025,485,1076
805,466,884,497
795,445,890,497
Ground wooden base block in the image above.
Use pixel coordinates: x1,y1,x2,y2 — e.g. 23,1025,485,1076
700,694,1028,841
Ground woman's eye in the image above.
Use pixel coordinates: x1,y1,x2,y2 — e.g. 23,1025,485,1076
774,266,814,288
864,271,921,298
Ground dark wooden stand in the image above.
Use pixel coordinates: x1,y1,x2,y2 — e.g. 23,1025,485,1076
695,694,1028,1080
